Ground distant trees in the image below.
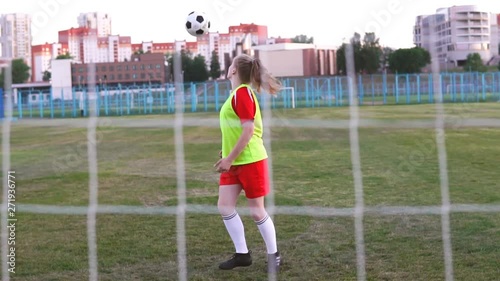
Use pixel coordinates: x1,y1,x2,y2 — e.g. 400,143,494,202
42,70,51,82
336,32,382,74
0,58,31,86
209,50,222,80
55,52,73,60
292,34,314,44
360,33,383,74
388,47,430,74
463,53,487,72
166,50,209,83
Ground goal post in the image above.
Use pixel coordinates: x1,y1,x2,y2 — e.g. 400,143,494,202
276,86,295,109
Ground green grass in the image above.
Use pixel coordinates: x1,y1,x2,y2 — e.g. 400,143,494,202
4,103,500,280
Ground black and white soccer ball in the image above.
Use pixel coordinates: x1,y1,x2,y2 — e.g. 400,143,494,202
185,11,210,37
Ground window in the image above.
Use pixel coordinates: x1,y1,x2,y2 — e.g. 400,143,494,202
132,74,137,79
101,66,106,71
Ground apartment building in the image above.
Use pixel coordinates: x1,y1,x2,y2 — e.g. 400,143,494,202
31,42,68,82
58,27,132,64
71,53,167,87
0,13,32,67
131,41,198,54
414,5,500,67
77,12,112,37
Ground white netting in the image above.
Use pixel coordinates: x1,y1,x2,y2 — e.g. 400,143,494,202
3,10,500,281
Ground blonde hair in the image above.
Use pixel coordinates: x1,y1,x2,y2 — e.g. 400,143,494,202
234,54,282,95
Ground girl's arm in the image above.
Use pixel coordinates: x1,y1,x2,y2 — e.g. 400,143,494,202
226,121,254,163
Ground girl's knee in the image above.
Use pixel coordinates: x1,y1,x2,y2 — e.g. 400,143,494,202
218,199,235,216
249,207,267,221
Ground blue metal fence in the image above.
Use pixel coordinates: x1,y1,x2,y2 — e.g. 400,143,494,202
6,72,500,119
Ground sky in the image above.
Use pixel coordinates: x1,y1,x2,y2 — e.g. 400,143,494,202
2,0,499,49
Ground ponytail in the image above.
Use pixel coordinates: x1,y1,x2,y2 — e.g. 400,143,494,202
250,58,282,95
235,54,282,95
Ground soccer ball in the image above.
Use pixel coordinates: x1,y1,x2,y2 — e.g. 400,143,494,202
185,11,210,37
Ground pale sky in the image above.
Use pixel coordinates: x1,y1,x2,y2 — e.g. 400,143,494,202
2,0,499,49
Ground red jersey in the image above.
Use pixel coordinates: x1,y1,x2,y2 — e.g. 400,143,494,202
231,86,256,124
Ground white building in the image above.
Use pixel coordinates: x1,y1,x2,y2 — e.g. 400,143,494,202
490,13,500,65
0,13,32,68
58,27,131,64
251,43,336,77
77,12,112,37
414,5,500,67
196,32,231,71
96,35,132,63
50,59,73,100
31,43,68,82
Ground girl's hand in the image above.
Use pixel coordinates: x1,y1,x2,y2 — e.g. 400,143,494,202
214,157,232,173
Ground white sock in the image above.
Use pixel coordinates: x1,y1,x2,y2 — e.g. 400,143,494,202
255,213,278,254
222,211,249,254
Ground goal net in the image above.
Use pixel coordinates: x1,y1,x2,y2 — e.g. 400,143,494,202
2,9,500,281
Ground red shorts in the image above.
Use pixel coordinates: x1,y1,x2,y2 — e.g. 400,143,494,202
219,159,270,199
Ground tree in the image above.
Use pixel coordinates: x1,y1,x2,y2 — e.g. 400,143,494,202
134,49,145,55
336,32,380,74
56,52,73,60
191,55,209,82
42,70,51,82
463,53,487,72
209,50,221,80
336,34,361,75
292,34,313,44
498,61,500,71
388,47,430,74
336,45,346,74
360,32,382,74
167,50,209,83
0,58,31,86
12,59,31,83
380,47,394,69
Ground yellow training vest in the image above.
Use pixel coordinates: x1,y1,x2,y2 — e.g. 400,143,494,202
219,84,268,165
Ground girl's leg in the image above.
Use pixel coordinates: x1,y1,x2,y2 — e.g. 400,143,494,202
247,196,278,255
248,196,281,273
218,184,253,270
218,184,248,253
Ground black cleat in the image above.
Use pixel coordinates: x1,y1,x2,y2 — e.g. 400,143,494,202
219,251,253,270
267,251,281,273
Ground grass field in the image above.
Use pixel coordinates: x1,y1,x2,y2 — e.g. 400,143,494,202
5,102,500,281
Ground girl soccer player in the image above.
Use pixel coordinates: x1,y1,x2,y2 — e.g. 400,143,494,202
214,54,282,273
